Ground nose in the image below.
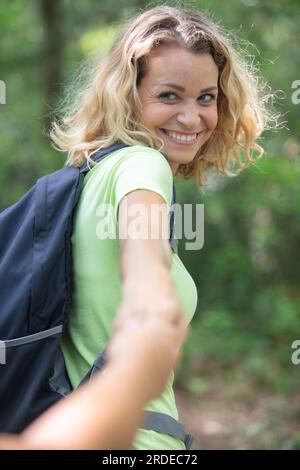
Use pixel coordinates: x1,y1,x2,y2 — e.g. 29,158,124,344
176,102,202,131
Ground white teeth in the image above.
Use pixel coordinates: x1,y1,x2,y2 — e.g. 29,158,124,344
164,130,198,142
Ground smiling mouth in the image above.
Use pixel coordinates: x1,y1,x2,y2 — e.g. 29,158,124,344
159,128,201,145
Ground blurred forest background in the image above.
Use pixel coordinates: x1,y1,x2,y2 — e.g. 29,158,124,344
0,0,299,449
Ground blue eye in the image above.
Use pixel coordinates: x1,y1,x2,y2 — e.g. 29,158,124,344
159,92,177,101
199,94,215,103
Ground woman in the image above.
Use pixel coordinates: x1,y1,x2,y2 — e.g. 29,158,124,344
51,5,272,450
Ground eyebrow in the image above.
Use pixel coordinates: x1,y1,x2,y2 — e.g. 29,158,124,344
160,83,218,93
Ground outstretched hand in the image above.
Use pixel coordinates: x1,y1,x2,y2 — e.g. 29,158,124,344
106,308,189,401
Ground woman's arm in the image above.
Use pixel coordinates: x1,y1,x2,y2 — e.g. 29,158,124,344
116,189,184,329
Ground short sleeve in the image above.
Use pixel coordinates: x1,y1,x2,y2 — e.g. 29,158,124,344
114,146,173,214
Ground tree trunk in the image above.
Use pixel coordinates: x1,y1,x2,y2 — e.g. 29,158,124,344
40,0,63,133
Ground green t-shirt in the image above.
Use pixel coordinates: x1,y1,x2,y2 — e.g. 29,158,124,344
60,144,198,450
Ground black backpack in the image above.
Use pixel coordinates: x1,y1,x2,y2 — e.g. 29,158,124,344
0,142,192,449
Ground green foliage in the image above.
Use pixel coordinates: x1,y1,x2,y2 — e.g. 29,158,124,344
176,155,300,393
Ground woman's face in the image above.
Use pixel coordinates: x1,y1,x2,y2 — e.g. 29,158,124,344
137,44,219,175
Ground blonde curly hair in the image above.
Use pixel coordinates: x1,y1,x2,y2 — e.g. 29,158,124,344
50,4,276,185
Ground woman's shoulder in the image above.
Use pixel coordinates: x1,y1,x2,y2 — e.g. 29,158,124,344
107,144,174,207
121,144,171,167
97,143,173,181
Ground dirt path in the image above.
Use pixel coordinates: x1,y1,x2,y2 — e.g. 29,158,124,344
176,388,300,449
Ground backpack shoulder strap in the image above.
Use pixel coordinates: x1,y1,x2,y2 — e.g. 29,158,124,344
80,143,129,175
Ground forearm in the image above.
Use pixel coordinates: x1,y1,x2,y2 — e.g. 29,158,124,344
19,360,151,450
